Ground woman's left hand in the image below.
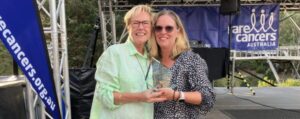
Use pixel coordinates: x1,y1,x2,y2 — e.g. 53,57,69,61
157,88,177,101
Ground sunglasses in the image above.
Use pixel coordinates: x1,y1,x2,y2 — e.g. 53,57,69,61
154,25,175,33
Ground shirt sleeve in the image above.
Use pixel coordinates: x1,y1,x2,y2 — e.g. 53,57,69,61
94,46,121,110
187,53,216,115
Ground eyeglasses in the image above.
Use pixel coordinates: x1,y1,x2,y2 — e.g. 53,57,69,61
131,21,151,28
154,25,175,33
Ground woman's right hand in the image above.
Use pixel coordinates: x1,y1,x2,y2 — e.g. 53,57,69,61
141,89,167,103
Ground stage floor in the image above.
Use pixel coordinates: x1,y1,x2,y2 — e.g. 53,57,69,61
206,87,300,119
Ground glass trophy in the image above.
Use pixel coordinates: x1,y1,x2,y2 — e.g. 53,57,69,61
152,59,171,89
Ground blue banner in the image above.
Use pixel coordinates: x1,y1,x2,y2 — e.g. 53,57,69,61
230,5,279,50
160,4,279,51
160,6,224,48
0,0,61,119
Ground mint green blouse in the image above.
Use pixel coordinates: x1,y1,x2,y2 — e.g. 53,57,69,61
89,39,154,119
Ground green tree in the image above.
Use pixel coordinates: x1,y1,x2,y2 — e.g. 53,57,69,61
66,0,99,67
0,42,13,75
279,12,300,46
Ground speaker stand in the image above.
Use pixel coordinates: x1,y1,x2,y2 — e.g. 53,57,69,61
225,14,236,94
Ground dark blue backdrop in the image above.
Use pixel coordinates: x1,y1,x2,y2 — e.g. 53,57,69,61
160,4,279,51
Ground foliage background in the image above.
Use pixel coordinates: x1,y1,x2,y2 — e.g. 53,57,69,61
66,0,99,67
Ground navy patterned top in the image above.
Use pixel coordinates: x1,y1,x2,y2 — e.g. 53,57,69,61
154,50,215,119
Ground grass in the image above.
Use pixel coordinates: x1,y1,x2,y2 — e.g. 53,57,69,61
214,78,300,87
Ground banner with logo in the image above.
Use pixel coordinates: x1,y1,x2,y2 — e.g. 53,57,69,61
0,0,61,119
230,5,279,51
160,4,279,51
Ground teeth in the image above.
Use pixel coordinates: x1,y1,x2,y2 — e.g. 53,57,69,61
160,37,168,40
136,33,145,36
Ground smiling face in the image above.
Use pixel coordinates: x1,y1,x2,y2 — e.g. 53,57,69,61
127,11,152,46
154,15,179,50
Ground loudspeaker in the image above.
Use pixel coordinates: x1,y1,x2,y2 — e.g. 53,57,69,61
220,0,240,15
193,48,229,81
69,68,96,119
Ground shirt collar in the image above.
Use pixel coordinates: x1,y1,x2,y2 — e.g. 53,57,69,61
125,38,148,58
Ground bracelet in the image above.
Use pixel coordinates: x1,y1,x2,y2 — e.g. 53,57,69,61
177,91,181,101
172,90,176,101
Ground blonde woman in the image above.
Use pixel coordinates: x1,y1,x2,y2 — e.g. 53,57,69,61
90,5,166,119
150,10,215,118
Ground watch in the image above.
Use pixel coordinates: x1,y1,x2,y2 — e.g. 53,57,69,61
178,91,185,102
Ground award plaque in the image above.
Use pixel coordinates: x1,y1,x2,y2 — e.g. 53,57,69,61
152,59,171,89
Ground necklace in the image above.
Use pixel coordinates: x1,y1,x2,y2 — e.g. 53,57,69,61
135,54,152,89
134,55,147,77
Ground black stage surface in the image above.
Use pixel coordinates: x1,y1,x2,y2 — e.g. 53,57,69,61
206,87,300,119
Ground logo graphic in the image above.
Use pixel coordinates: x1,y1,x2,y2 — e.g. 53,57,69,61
232,5,279,51
250,9,277,33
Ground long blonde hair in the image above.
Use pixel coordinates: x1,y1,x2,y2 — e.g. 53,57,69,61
149,9,190,59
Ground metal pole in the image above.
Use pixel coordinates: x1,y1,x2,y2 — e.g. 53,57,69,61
49,0,62,118
25,81,35,119
99,0,108,50
109,0,116,44
59,0,71,118
13,60,19,75
40,100,46,119
267,59,281,83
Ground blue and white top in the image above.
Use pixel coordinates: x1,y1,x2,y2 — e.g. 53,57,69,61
154,50,215,119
